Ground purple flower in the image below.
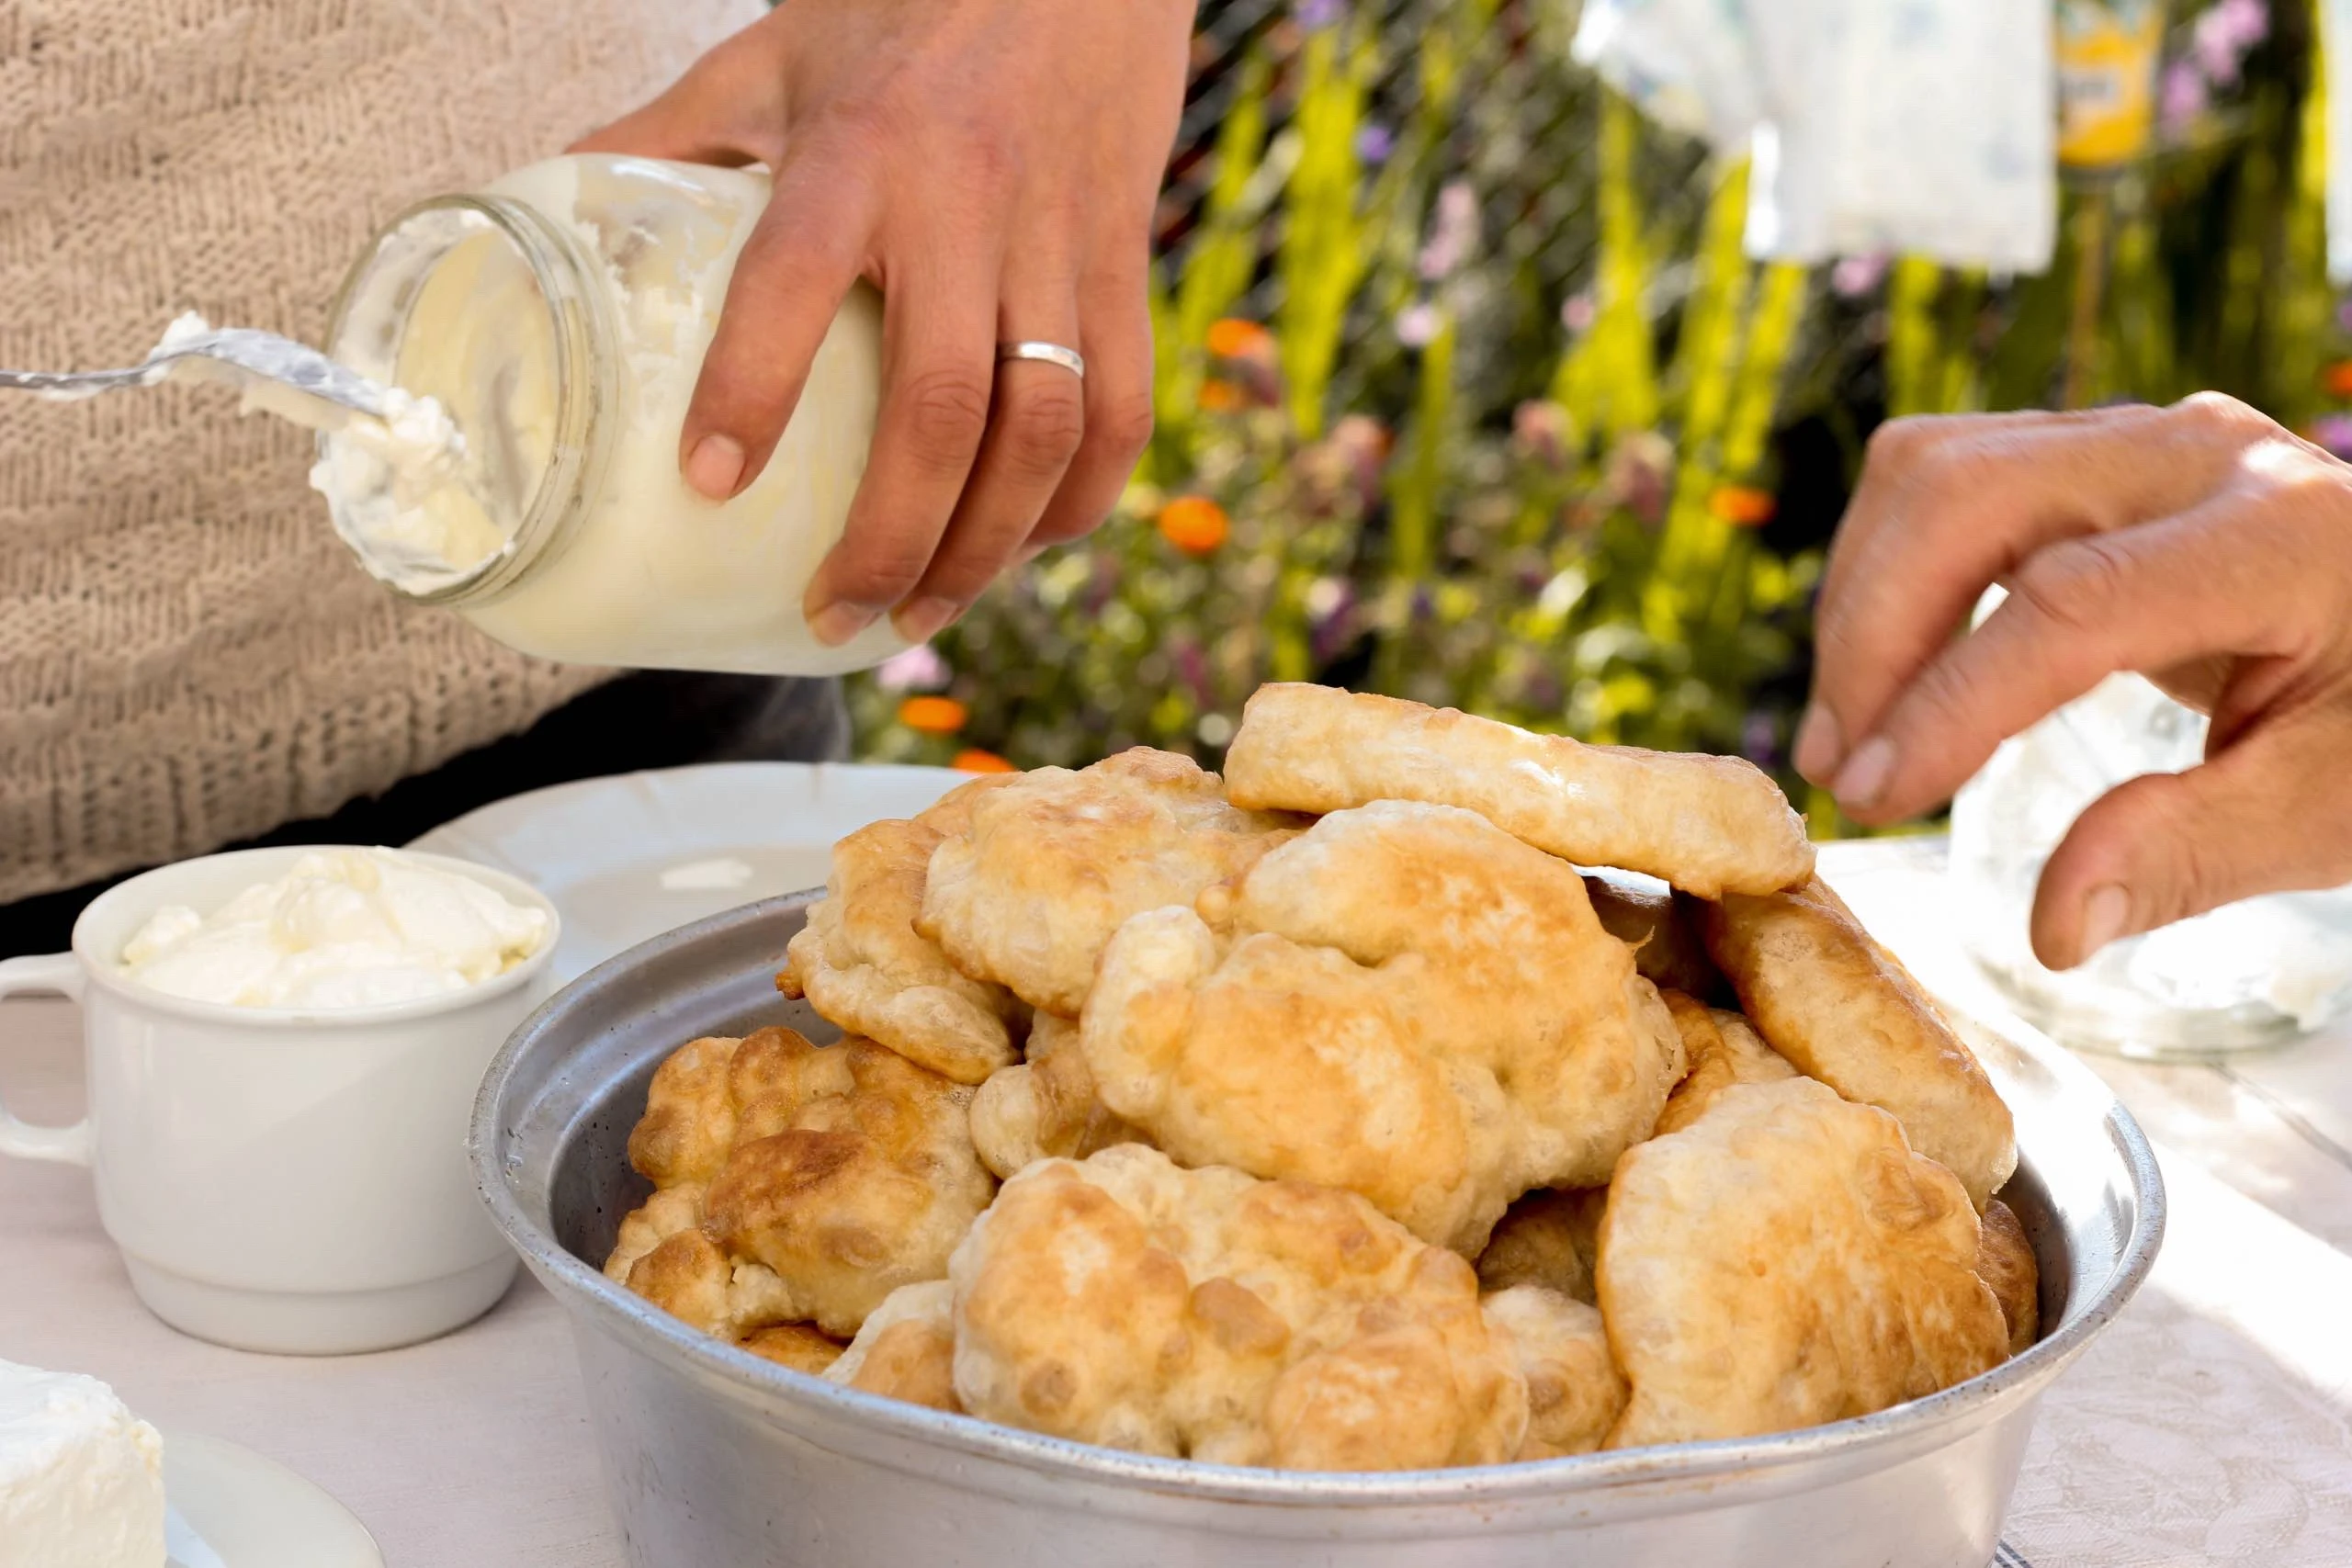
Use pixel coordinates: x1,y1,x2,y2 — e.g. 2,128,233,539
2336,299,2352,336
2310,413,2352,460
1172,638,1212,703
1742,711,1780,767
2192,0,2267,87
1355,123,1396,164
1418,181,1480,281
1295,0,1345,29
2159,61,2210,135
1829,253,1890,299
876,644,949,691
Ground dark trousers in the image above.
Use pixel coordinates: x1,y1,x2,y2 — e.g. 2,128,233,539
0,672,847,957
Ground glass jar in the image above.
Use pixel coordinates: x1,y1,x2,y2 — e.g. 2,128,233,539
1949,587,2352,1055
316,153,901,676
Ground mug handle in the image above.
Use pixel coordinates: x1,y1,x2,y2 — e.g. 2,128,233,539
0,953,91,1165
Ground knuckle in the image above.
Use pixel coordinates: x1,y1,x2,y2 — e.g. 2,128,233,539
1093,391,1157,465
2173,389,2265,440
899,368,991,473
2010,535,2133,637
1863,414,1946,470
834,538,934,605
998,382,1086,478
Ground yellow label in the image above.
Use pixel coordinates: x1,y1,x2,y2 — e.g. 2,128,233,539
2055,0,2165,167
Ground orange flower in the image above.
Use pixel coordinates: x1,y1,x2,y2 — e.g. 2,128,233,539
1206,317,1273,360
1709,485,1776,527
953,749,1017,774
1198,378,1246,412
898,695,967,735
1158,495,1230,556
2325,361,2352,397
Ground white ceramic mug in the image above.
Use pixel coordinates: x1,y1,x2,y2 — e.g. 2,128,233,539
0,845,559,1355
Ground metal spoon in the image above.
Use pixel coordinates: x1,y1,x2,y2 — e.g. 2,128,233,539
0,324,397,428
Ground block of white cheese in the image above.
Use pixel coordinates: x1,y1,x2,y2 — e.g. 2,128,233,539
0,1359,164,1568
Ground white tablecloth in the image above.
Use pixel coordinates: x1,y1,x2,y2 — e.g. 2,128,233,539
4,838,2350,1566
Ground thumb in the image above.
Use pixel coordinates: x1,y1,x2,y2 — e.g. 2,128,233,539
2030,698,2352,969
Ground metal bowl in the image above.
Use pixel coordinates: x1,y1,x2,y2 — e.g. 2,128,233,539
471,892,2163,1568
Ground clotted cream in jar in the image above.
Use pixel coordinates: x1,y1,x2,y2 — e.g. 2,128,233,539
315,154,899,675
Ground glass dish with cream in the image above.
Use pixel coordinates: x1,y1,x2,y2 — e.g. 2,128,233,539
310,153,898,676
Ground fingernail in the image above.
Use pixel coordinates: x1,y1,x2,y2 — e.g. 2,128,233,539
1832,736,1896,811
2078,883,2133,963
1793,703,1845,782
684,434,746,501
892,596,961,644
808,601,878,647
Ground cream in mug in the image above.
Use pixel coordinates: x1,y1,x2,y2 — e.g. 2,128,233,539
117,847,548,1010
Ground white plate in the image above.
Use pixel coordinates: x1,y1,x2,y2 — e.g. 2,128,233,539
410,761,969,982
165,1432,381,1568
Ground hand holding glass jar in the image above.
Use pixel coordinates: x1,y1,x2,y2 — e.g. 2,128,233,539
571,0,1195,649
1793,395,2352,974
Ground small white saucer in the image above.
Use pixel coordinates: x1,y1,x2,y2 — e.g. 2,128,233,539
164,1432,382,1568
410,761,967,981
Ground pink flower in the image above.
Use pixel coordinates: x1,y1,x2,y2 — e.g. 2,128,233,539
1830,253,1890,299
1559,292,1598,333
2193,0,2267,87
876,644,949,691
2159,61,2209,135
1396,300,1441,347
1417,182,1480,282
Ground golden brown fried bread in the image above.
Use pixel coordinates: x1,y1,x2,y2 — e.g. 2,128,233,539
918,748,1300,1017
740,1323,847,1376
1481,1285,1627,1460
1697,875,2018,1209
949,1145,1528,1470
1221,683,1814,898
778,812,1025,1086
1599,1079,2008,1449
1082,802,1685,1253
1652,991,1798,1137
1976,1198,2041,1357
968,1013,1147,1180
605,1028,997,1340
1583,874,1723,998
1475,1189,1606,1305
825,1280,962,1412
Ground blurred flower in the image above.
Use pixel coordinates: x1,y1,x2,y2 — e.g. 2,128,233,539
2324,360,2352,397
1829,253,1890,299
1710,486,1777,527
1196,712,1236,749
2159,61,2210,136
1208,317,1273,361
1559,291,1597,333
1741,712,1780,766
1297,412,1390,512
1199,378,1248,412
953,748,1017,773
2193,0,2268,87
1158,495,1230,556
875,644,949,692
1604,432,1673,525
1355,123,1396,164
2310,413,2352,459
899,695,967,734
1510,399,1575,469
1419,181,1480,281
1305,575,1351,624
1174,637,1212,702
1396,300,1441,347
1295,0,1345,29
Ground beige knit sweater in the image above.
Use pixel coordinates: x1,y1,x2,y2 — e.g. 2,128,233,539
0,0,761,903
